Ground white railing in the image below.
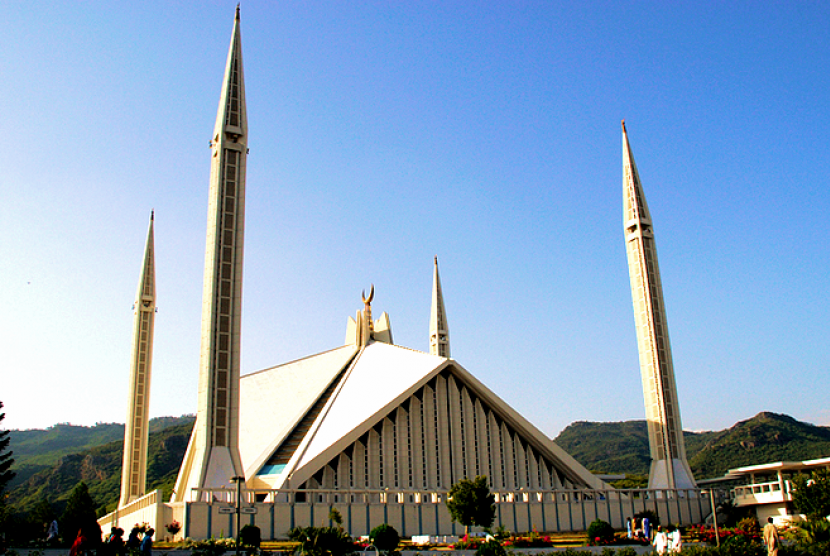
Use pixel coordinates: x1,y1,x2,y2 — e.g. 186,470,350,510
180,486,721,539
96,487,726,540
732,479,793,506
97,489,165,534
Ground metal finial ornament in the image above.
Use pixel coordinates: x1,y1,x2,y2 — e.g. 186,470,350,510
361,284,374,306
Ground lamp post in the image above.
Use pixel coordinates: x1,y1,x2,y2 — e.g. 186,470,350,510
705,489,720,547
231,476,245,556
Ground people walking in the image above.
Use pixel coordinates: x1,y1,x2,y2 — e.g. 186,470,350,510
652,525,668,555
763,517,780,556
139,528,154,556
668,525,682,553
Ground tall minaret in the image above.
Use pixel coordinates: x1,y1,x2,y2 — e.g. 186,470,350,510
622,121,695,489
173,7,247,501
429,256,450,358
120,212,156,507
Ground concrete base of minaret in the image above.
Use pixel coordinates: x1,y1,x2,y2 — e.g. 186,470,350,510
173,430,245,501
649,458,697,490
201,447,244,487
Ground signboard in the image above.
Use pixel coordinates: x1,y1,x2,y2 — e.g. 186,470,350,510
241,507,257,514
218,507,235,514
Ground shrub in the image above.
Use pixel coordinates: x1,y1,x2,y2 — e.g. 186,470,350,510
451,537,482,550
737,516,759,534
586,519,615,545
475,540,506,556
185,537,230,556
240,524,261,548
369,523,400,552
288,526,353,556
719,532,765,556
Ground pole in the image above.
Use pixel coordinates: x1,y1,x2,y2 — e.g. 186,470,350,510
232,476,244,556
708,490,720,548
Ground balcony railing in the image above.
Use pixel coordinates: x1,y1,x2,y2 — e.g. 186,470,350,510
732,479,793,506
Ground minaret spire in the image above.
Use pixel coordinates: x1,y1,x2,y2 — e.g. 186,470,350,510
120,211,156,507
174,8,247,501
622,121,695,489
429,256,450,358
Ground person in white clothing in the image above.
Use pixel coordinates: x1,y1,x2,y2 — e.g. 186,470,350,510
652,525,669,555
668,525,682,553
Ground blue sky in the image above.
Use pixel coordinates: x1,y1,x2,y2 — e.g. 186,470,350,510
2,2,829,438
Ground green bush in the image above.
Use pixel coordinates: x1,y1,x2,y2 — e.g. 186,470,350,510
240,524,261,548
736,516,759,534
586,519,615,545
288,526,353,556
185,537,230,556
474,540,506,556
369,523,400,552
719,533,765,556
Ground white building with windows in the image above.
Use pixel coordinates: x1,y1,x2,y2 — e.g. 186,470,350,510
729,457,830,525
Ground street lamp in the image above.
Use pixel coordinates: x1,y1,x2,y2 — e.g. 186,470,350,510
703,489,720,548
230,476,245,556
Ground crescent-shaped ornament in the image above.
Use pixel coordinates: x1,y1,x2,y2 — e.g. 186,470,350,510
361,284,375,305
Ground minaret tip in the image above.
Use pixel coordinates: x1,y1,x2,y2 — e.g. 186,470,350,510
621,119,626,131
236,4,240,20
434,255,438,264
150,209,154,221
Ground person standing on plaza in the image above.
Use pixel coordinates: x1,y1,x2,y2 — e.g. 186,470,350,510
46,519,59,545
763,517,780,556
668,525,682,553
139,528,154,556
652,525,668,555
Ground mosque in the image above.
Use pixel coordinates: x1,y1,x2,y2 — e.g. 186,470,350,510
102,8,713,539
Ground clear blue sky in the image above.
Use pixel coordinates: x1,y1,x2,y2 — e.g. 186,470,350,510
3,2,829,438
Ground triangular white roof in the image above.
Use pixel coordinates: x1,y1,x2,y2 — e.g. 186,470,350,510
293,343,448,473
239,345,358,477
240,341,604,490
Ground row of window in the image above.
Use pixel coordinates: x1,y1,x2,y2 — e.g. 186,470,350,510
300,374,573,492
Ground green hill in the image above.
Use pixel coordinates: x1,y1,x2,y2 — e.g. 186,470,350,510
688,412,830,478
8,416,194,515
554,412,830,480
9,416,194,491
552,420,717,475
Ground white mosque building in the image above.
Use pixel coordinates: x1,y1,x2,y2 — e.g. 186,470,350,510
100,8,713,540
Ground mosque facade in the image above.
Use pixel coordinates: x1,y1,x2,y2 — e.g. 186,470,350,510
102,8,710,540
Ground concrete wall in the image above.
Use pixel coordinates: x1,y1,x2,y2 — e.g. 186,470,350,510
100,488,724,541
178,488,720,540
98,490,166,537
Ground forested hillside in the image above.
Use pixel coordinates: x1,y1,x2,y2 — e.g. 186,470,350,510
554,412,830,480
8,416,194,515
9,416,193,491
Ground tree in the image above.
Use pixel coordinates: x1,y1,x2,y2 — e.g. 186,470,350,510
0,401,15,495
369,523,400,552
793,468,830,520
446,476,496,536
0,401,15,543
60,482,99,543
